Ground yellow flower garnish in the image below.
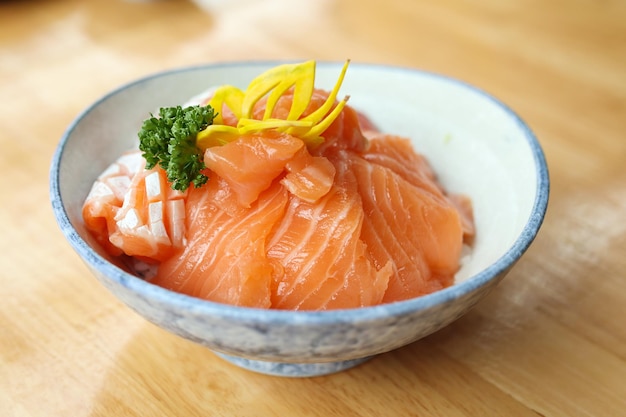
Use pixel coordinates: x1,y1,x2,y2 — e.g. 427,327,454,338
196,60,350,150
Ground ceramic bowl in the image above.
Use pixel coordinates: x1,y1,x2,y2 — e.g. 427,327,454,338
50,62,549,377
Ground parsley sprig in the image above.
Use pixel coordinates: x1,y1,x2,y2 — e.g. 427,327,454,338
138,105,216,192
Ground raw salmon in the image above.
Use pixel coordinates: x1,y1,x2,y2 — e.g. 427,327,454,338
83,88,474,310
203,130,337,208
363,133,475,243
150,177,288,308
343,146,465,302
203,131,304,207
266,158,391,310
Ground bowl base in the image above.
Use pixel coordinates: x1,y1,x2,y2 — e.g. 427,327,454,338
214,352,372,377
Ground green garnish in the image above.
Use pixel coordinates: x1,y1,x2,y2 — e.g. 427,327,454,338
137,60,349,191
138,105,216,191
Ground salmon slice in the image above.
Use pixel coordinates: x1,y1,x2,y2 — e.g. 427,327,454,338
362,134,444,196
204,130,337,206
203,131,304,207
280,146,336,203
154,147,390,310
448,194,476,244
267,158,391,310
150,176,288,308
312,98,369,155
364,134,475,244
344,146,465,303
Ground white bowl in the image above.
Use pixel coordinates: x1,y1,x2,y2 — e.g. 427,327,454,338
50,61,549,377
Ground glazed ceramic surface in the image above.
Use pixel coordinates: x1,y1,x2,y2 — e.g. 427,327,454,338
50,62,549,377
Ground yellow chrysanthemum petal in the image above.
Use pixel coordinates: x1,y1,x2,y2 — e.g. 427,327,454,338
238,118,314,134
208,85,245,124
304,96,349,140
196,125,240,150
197,60,350,149
301,60,349,125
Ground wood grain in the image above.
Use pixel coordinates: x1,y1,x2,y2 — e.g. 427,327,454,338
1,0,625,415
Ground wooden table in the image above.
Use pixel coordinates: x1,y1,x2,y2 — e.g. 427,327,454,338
2,0,625,415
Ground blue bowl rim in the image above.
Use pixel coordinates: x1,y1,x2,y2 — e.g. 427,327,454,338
50,60,550,325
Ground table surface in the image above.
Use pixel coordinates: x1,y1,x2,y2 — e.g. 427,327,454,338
2,0,625,415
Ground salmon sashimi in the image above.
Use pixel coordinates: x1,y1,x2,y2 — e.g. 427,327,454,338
150,177,288,308
363,134,475,243
362,134,444,197
82,61,475,310
203,130,336,207
203,131,304,207
343,145,467,302
279,146,336,203
267,159,391,310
